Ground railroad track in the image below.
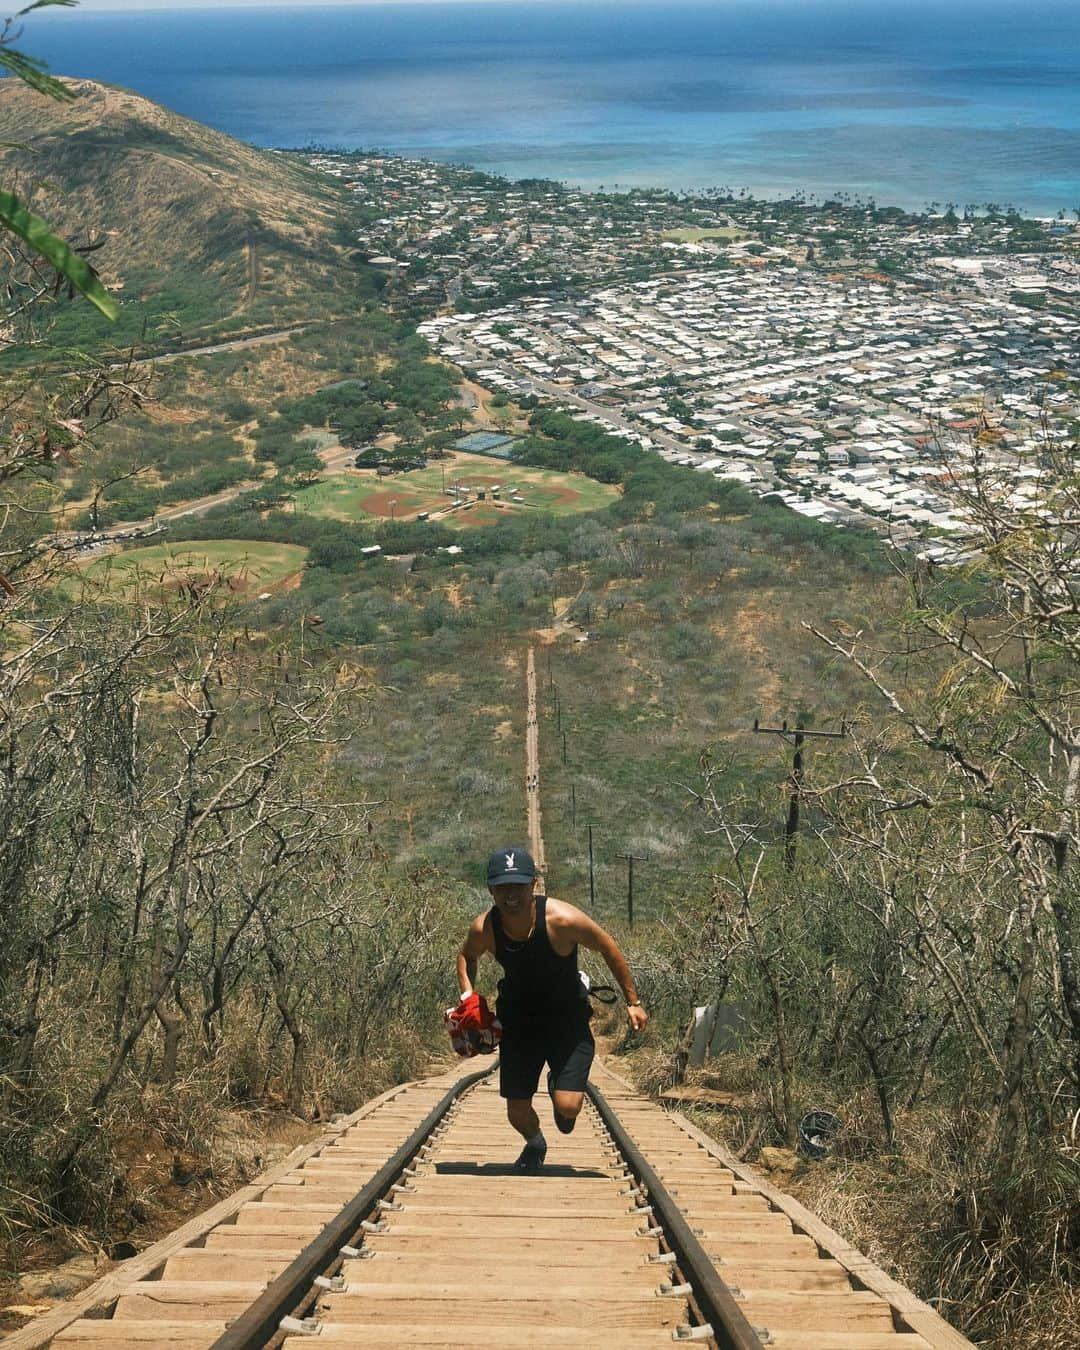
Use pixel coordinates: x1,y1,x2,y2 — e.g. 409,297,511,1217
16,1060,972,1350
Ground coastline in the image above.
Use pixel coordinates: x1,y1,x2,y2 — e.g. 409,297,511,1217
27,0,1080,222
276,144,1080,224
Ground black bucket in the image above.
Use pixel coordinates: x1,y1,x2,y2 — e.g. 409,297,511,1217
798,1110,842,1159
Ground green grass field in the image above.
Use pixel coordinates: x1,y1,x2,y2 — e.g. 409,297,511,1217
292,452,618,527
75,541,309,597
662,226,750,243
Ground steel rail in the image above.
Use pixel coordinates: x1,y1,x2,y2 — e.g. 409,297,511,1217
210,1064,494,1350
587,1081,766,1350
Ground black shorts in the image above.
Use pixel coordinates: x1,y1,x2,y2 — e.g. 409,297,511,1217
498,1016,595,1100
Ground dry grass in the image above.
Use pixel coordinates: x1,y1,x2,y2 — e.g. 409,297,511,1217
612,1044,1080,1349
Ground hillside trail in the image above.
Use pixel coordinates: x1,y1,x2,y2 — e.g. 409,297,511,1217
6,685,976,1350
524,646,547,879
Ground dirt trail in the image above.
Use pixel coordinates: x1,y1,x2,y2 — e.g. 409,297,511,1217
241,228,259,313
524,647,546,881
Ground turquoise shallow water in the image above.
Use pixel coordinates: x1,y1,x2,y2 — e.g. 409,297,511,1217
27,0,1080,214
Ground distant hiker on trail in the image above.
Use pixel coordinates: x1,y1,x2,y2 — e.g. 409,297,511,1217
455,845,648,1173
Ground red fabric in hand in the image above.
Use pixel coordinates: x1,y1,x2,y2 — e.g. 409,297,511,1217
453,991,485,1031
444,993,501,1057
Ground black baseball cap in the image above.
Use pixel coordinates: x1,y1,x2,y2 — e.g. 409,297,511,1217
486,846,536,886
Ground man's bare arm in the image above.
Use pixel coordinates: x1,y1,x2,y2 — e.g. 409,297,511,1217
457,913,494,997
561,906,649,1031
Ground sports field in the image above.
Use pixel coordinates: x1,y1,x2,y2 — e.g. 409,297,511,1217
662,226,750,243
76,541,309,596
293,452,618,528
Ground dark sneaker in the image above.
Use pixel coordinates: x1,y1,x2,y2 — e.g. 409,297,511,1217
514,1138,547,1173
547,1070,577,1134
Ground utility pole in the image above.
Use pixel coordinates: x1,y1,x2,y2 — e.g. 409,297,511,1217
616,852,647,929
561,730,567,764
587,823,595,909
752,718,847,870
570,782,576,828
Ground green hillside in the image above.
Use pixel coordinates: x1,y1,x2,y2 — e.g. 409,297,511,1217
0,78,357,350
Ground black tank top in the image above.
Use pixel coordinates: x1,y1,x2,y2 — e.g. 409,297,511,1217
490,896,587,1027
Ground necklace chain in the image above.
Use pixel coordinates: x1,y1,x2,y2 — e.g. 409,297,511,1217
501,902,536,951
502,918,535,951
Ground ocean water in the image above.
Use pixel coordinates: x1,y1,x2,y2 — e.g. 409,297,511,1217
26,0,1080,215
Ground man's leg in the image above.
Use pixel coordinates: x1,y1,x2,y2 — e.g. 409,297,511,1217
506,1097,541,1140
551,1089,585,1127
547,1019,595,1135
499,1030,547,1172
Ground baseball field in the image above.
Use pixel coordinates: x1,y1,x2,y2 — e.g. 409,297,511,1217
292,452,618,527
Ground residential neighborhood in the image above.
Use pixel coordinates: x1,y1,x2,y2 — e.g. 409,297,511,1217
309,149,1079,556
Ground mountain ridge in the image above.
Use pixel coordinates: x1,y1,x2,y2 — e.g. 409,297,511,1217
0,77,355,344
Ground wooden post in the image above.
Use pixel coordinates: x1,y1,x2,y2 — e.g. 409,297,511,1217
616,852,646,928
752,717,847,871
784,727,804,870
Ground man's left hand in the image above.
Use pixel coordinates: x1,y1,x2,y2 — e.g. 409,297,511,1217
627,1004,649,1033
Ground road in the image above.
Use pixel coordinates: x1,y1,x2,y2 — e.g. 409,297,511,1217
127,324,309,368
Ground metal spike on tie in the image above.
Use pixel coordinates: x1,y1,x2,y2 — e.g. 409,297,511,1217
313,1274,345,1292
648,1251,678,1264
279,1316,322,1336
632,1203,654,1215
657,1282,693,1298
339,1245,362,1258
377,1197,403,1211
672,1325,712,1341
360,1219,387,1234
637,1224,663,1237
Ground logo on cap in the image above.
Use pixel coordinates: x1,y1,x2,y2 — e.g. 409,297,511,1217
487,845,536,884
